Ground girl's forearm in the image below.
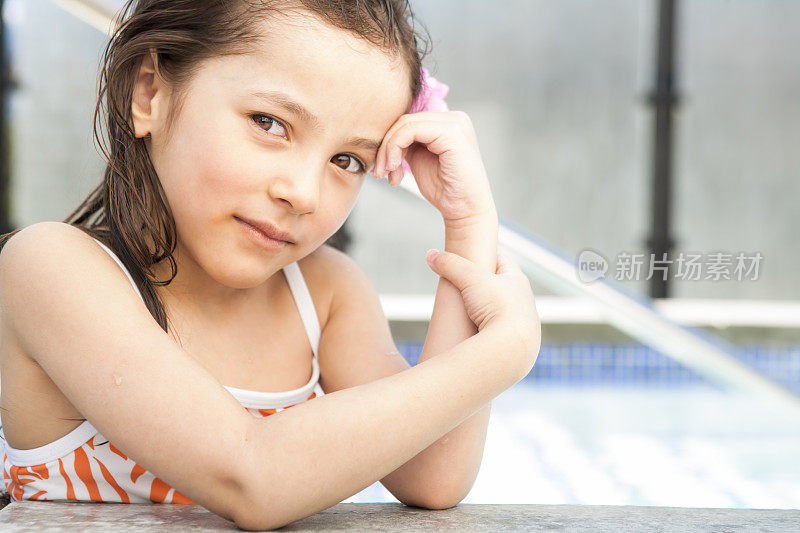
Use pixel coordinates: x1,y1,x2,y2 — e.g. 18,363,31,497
378,211,499,506
234,321,522,531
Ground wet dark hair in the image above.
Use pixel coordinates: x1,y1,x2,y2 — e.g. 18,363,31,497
0,0,432,335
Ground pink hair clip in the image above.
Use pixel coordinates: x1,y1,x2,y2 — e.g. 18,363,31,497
402,67,450,175
410,66,450,113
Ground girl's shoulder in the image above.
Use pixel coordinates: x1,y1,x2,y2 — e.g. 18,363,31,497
0,221,97,269
0,221,126,326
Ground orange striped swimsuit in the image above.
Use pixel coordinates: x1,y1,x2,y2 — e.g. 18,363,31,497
1,237,324,503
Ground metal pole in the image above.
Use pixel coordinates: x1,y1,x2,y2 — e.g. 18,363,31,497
647,0,679,298
0,0,12,236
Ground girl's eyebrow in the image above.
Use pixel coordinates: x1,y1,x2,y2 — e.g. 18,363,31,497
249,90,382,154
251,90,323,131
345,137,381,153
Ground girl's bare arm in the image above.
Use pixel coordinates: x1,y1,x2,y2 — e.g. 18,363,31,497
378,210,499,506
1,222,529,530
234,314,523,530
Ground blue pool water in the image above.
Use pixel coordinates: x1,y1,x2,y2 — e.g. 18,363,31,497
403,341,800,392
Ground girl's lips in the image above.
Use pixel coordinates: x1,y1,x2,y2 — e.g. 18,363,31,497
236,217,288,251
234,216,295,243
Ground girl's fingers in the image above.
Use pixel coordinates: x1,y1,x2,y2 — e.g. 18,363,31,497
382,119,459,178
389,167,404,186
375,124,408,179
425,248,481,292
375,112,453,178
375,120,405,178
375,113,428,177
387,146,409,185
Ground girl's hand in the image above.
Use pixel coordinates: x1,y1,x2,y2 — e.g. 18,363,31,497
373,111,496,227
425,249,541,375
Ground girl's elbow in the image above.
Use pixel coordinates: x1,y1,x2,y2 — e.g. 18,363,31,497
400,485,469,510
230,480,290,531
233,502,293,532
419,495,464,510
422,472,476,509
235,515,289,532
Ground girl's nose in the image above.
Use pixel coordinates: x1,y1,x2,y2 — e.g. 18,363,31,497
269,169,321,215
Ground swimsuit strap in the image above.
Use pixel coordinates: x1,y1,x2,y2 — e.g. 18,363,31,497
282,261,321,358
91,238,144,302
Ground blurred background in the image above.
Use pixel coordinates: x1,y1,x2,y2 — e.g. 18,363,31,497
0,0,799,509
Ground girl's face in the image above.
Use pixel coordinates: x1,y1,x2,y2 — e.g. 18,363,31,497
136,13,411,306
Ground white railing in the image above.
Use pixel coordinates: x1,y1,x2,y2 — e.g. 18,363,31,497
382,295,800,328
48,0,800,416
50,0,120,34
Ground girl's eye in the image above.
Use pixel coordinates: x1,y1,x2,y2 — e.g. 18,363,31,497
250,113,288,138
332,154,366,175
250,113,367,174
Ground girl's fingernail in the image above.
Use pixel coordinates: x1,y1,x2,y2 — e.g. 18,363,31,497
426,249,440,262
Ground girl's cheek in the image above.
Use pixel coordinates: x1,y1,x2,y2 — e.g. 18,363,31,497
199,148,250,195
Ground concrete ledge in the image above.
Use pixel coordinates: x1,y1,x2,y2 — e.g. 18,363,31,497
0,501,799,531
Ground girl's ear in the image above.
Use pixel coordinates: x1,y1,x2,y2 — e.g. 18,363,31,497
131,49,169,139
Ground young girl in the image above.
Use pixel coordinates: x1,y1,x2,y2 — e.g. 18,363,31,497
0,0,540,529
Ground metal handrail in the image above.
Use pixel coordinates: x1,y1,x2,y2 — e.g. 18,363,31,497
49,0,800,416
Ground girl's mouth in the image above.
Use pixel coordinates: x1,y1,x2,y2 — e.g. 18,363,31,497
235,217,289,251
